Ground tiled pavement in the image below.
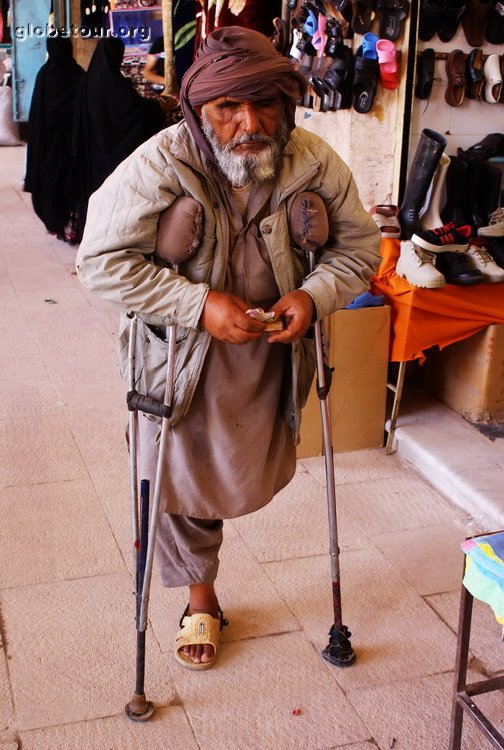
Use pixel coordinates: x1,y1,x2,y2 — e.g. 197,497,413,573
1,145,504,750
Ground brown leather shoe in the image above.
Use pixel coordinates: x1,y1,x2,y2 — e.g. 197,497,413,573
445,49,466,106
461,0,491,47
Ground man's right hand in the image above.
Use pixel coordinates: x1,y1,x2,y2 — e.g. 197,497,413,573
200,291,266,344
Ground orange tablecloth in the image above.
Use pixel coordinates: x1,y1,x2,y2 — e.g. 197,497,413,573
371,239,504,362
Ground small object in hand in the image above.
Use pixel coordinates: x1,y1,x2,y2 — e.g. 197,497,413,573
246,307,284,331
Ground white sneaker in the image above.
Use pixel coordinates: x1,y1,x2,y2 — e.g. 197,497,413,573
478,207,504,238
466,242,504,282
395,240,446,288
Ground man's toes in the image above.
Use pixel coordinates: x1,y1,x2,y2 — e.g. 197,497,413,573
180,644,214,664
200,645,215,663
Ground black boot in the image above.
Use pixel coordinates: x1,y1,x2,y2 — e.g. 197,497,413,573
457,155,488,232
441,155,469,228
477,163,502,227
399,128,447,239
435,251,484,284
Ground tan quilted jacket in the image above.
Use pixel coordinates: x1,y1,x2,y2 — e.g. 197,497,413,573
76,120,380,439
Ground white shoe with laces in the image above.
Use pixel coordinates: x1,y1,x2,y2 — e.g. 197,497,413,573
466,241,504,282
395,240,446,288
478,207,504,238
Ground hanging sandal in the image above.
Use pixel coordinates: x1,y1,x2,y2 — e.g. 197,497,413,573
320,45,354,110
351,0,376,34
376,38,399,90
370,204,401,238
174,606,229,671
352,46,379,113
376,0,409,40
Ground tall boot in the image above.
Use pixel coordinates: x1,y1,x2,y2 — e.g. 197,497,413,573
421,153,451,229
399,128,447,239
440,155,468,228
477,163,502,227
457,155,487,232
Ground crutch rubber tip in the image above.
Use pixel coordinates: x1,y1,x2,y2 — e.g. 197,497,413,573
320,624,356,668
125,693,156,722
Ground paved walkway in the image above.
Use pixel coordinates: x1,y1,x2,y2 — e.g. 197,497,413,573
1,145,503,750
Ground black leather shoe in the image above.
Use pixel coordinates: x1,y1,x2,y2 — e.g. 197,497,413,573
435,251,484,284
415,48,435,99
465,48,484,99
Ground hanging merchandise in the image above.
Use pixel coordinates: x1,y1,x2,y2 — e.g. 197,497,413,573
196,0,282,42
444,49,466,107
80,1,111,37
415,48,435,99
285,0,406,114
0,76,22,146
0,0,10,44
483,53,503,104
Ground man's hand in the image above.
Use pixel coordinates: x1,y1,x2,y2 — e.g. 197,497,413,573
200,291,266,344
266,290,315,343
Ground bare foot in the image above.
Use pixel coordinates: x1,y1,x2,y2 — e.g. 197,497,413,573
181,583,220,665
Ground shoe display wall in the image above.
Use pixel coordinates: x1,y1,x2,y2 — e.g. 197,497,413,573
282,0,409,114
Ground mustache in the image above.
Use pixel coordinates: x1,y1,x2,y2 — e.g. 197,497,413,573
224,132,276,152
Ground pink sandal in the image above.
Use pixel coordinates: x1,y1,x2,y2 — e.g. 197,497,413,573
376,39,399,90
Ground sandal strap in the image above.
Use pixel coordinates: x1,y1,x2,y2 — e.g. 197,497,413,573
179,605,229,630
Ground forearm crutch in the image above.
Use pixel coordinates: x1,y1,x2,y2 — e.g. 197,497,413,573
124,198,203,722
290,192,356,667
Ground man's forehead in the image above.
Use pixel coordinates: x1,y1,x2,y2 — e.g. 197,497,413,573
203,95,279,107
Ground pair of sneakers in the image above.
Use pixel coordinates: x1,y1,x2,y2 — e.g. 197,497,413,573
396,233,504,288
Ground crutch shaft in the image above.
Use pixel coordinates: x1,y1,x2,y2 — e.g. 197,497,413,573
138,322,177,631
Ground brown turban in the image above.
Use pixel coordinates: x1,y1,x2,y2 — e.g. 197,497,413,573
180,26,306,164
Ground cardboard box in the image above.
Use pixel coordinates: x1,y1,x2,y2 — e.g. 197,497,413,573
297,306,390,456
423,324,504,423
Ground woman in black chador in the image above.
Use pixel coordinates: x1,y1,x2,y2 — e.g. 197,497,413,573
71,37,166,238
25,36,84,243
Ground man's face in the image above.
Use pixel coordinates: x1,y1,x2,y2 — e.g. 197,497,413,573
200,97,289,187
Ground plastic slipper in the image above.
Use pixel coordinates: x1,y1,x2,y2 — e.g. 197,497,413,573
312,12,327,56
376,0,409,41
484,53,503,104
362,31,379,59
174,607,229,671
352,46,379,113
345,290,385,308
303,8,318,36
370,204,401,238
351,0,376,34
376,38,398,90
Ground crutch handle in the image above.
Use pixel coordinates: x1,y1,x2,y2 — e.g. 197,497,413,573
127,389,172,419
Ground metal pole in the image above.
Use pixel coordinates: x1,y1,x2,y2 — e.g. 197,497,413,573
162,0,177,95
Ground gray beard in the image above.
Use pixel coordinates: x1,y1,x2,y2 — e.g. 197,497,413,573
201,110,289,188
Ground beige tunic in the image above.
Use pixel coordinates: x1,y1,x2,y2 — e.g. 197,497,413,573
138,180,296,520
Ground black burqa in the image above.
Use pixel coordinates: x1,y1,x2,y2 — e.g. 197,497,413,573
25,37,84,236
71,37,166,236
